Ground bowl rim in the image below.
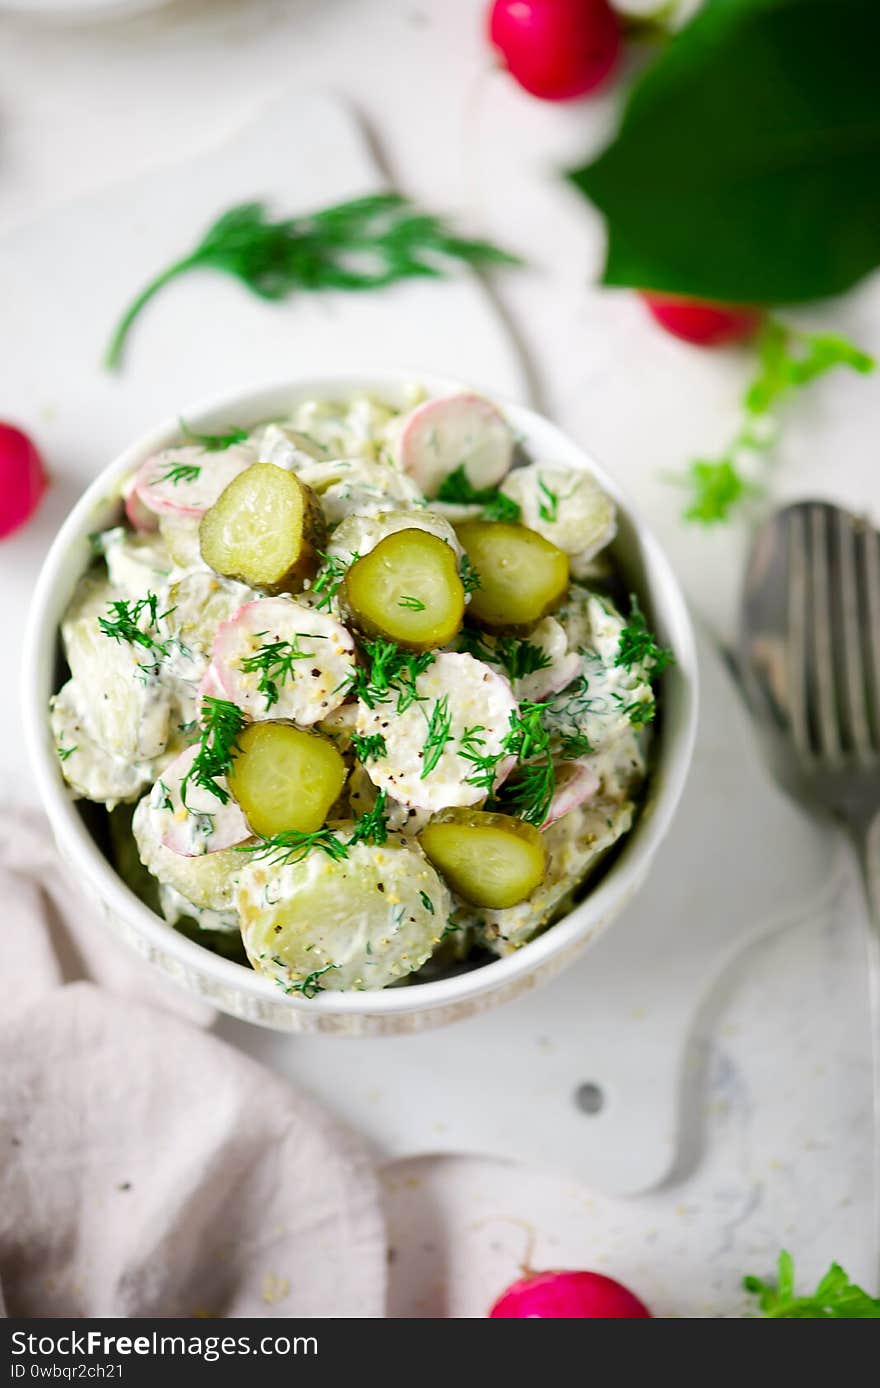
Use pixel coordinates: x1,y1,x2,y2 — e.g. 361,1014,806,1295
22,370,699,1018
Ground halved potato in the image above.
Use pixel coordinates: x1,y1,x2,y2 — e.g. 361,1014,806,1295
455,521,569,631
199,463,325,593
419,808,547,909
343,528,465,650
229,722,346,839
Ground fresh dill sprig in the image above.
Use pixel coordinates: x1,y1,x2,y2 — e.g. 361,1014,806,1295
419,890,435,914
436,464,522,523
243,826,349,868
97,592,173,663
557,731,593,759
398,594,427,611
156,461,201,486
350,732,387,762
458,724,503,795
458,628,552,683
537,475,559,524
282,963,340,999
239,634,314,709
105,193,518,371
744,1251,880,1318
178,419,249,452
616,597,674,676
311,551,356,613
420,696,454,778
154,778,173,811
348,637,434,713
348,790,389,847
615,692,656,728
497,701,556,827
460,555,481,594
56,741,77,762
183,697,246,806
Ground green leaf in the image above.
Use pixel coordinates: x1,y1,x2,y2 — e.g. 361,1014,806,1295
743,1250,880,1317
570,0,880,304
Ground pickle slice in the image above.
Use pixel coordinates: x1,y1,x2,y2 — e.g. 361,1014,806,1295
343,528,465,650
455,521,569,631
229,722,346,839
199,463,326,594
419,809,547,908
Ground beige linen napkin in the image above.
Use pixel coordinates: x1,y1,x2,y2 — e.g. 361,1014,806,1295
0,812,386,1317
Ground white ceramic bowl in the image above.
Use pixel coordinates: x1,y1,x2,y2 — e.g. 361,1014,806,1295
23,372,698,1035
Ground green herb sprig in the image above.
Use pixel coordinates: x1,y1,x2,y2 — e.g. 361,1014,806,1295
744,1251,880,1318
311,551,356,613
347,790,389,847
105,194,517,371
459,628,552,684
350,733,387,763
97,592,173,668
436,464,521,523
616,596,674,676
239,634,316,709
348,637,434,714
179,419,249,452
680,321,874,524
183,697,247,807
420,696,454,779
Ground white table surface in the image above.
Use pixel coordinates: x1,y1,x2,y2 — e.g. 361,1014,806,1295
1,0,877,1311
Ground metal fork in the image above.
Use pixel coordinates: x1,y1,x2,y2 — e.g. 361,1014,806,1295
739,500,880,1279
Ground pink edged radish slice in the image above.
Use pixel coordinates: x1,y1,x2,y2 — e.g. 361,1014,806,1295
211,597,356,725
541,759,599,827
196,663,228,715
122,474,158,532
149,744,251,858
489,1269,651,1318
133,443,256,521
0,422,48,539
396,393,514,499
526,651,582,702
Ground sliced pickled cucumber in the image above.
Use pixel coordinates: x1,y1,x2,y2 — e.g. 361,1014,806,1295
419,809,547,908
455,521,569,631
199,463,326,594
229,722,346,839
344,529,465,650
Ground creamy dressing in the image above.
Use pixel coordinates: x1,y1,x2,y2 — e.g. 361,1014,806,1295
52,389,658,989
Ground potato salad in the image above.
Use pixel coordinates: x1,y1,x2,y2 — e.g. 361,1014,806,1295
50,389,671,996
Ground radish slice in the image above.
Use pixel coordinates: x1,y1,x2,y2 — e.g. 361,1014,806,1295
541,759,599,826
211,597,356,725
0,421,47,539
490,1269,651,1318
122,474,158,532
149,744,250,858
396,393,514,498
196,663,227,714
133,443,256,521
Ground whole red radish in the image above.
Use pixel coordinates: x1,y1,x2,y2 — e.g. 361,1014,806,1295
641,293,761,347
490,1269,652,1318
488,0,621,101
0,422,48,539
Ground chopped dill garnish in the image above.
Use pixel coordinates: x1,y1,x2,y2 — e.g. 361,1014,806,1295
283,963,340,999
459,724,503,795
616,596,675,676
154,779,173,811
179,419,249,452
460,554,481,593
498,701,555,826
348,790,389,847
458,628,551,683
398,594,427,611
557,731,593,759
350,732,387,762
420,695,454,778
436,464,521,523
311,551,356,612
239,633,314,709
537,475,558,524
182,697,246,806
348,637,434,713
243,826,349,868
156,461,201,486
419,890,435,914
97,592,173,662
615,692,656,728
56,741,77,762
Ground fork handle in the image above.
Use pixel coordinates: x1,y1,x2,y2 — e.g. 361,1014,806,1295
851,811,880,1291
